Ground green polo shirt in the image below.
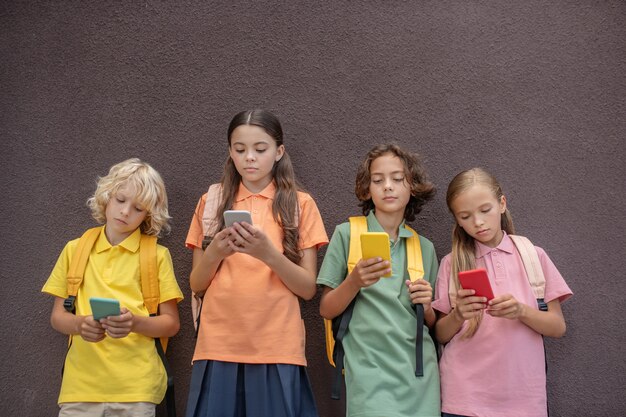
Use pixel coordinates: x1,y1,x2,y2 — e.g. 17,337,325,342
318,212,440,417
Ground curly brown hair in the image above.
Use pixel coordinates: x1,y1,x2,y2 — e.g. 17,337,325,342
355,143,435,221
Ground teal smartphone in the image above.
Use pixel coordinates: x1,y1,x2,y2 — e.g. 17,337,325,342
360,232,392,277
89,297,121,320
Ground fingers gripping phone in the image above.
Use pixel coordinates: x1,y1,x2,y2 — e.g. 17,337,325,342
223,210,253,227
360,232,392,277
458,268,495,301
89,297,121,320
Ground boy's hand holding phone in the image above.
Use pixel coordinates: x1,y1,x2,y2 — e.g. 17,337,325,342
360,232,392,277
89,297,133,339
78,315,106,343
348,257,391,289
100,308,134,339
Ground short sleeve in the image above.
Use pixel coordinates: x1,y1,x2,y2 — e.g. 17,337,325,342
432,253,453,314
536,246,573,304
41,240,77,298
297,193,329,250
185,195,206,250
316,223,350,289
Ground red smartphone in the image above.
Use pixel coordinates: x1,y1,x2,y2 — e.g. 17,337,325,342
458,268,495,301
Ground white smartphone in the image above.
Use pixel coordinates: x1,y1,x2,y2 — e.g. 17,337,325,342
223,210,253,227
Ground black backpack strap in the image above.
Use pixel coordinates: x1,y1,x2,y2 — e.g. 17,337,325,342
331,297,357,400
414,304,424,377
153,317,176,417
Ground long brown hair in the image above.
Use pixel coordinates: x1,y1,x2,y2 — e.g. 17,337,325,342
212,109,302,264
446,167,515,338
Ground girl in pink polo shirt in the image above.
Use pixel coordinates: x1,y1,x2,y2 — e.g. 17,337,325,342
184,109,328,417
432,168,572,417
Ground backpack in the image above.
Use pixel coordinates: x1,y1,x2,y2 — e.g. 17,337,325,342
323,216,427,400
64,226,176,417
190,183,223,333
448,234,548,311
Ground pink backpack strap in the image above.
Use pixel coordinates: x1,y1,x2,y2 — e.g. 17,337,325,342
193,183,222,332
201,183,223,239
510,235,546,300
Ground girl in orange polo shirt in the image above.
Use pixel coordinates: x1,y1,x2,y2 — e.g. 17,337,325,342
184,109,328,417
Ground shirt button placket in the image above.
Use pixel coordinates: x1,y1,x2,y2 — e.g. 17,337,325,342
492,251,506,283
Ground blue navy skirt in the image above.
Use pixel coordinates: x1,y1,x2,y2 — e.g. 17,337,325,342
185,360,319,417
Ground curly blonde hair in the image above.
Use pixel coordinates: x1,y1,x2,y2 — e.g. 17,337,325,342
87,158,171,236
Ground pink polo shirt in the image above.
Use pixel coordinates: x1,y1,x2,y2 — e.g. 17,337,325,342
432,233,572,417
186,182,328,366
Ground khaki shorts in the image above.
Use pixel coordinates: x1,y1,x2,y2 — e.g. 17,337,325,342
59,402,155,417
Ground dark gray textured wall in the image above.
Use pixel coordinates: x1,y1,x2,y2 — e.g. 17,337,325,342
1,1,624,416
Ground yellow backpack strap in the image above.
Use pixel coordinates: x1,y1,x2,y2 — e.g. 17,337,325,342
347,216,367,273
326,216,371,399
324,216,368,368
139,234,175,413
404,225,424,282
64,227,102,312
510,235,547,311
140,234,159,316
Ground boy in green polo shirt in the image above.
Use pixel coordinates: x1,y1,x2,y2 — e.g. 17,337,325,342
317,144,440,417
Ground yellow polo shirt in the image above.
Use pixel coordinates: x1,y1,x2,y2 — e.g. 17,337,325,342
42,228,183,404
186,182,328,366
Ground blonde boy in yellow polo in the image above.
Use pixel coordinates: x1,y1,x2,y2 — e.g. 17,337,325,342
42,158,183,417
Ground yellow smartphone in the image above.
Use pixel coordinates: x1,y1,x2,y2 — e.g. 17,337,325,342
360,232,392,277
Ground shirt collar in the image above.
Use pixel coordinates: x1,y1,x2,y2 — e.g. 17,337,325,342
95,226,141,253
475,231,515,258
365,211,413,239
235,181,277,202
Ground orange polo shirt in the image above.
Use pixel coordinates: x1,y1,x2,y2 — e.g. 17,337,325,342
186,182,328,366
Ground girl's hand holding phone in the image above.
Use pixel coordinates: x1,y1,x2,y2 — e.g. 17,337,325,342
453,288,488,321
487,294,525,320
209,228,236,260
228,221,274,262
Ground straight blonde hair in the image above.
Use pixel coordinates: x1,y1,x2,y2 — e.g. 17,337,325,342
446,168,514,338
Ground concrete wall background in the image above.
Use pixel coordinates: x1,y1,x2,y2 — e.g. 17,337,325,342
1,1,624,416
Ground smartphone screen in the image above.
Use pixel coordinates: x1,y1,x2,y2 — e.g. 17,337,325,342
89,297,121,320
458,268,495,301
223,210,253,227
360,232,392,277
